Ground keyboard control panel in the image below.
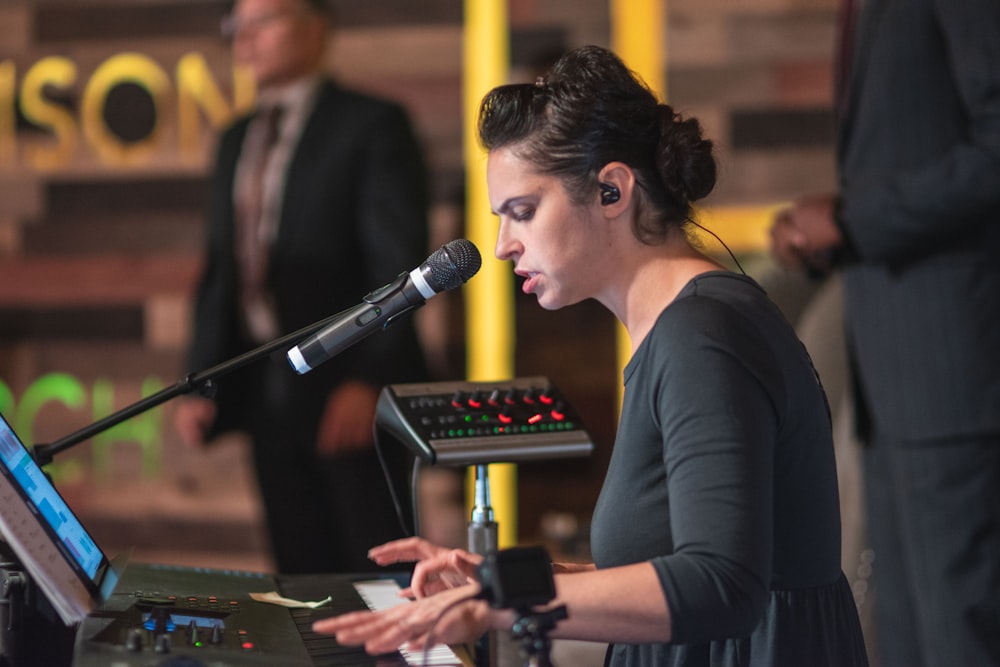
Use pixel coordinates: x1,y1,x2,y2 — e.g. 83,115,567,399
375,377,594,466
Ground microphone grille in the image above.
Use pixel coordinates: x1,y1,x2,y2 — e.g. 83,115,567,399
426,239,482,291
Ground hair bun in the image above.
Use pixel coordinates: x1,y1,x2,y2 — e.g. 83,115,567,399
657,106,717,204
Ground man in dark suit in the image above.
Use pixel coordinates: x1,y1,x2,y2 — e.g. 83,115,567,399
770,0,1000,665
174,0,429,574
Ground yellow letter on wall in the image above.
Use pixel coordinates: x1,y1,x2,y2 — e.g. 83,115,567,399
20,56,78,171
82,53,171,167
0,60,16,166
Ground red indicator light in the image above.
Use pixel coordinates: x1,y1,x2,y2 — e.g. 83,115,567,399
468,398,482,408
242,641,255,650
498,413,513,424
551,410,565,421
528,413,543,425
539,393,554,405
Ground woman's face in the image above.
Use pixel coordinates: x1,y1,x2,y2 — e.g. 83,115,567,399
488,147,609,311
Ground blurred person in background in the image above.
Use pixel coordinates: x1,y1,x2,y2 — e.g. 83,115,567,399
770,0,1000,664
174,0,430,574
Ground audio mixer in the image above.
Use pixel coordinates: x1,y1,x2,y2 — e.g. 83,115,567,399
375,377,594,466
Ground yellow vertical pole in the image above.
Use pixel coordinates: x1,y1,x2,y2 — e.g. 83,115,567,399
462,0,518,548
611,0,666,93
610,0,667,404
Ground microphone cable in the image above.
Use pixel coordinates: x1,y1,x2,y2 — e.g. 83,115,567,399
373,423,419,538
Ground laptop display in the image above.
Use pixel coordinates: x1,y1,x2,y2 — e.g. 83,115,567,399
0,410,116,623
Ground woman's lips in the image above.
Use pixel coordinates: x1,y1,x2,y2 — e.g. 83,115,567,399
519,271,539,294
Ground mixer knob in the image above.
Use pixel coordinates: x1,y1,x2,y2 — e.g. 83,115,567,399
154,633,171,654
498,405,514,424
150,607,171,635
125,628,143,652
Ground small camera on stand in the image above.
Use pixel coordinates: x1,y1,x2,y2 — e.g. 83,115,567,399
476,546,567,667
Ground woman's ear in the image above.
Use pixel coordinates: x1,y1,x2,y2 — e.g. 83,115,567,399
596,162,635,214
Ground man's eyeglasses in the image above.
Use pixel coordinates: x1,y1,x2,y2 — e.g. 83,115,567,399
220,8,303,39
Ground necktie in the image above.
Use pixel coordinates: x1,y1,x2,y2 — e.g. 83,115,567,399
835,0,859,117
236,105,282,340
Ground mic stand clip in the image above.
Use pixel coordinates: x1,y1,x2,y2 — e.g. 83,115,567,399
511,604,568,667
363,272,424,329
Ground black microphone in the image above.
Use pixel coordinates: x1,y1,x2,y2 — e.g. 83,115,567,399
286,239,482,374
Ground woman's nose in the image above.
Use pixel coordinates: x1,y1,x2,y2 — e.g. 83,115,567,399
494,222,518,261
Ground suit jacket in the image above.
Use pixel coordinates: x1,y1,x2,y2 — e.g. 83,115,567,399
188,79,429,441
836,0,1000,440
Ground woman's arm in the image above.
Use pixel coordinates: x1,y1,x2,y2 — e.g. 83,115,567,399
314,560,671,653
545,562,671,643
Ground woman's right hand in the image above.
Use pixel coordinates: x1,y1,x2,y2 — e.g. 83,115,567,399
312,582,493,655
369,537,484,598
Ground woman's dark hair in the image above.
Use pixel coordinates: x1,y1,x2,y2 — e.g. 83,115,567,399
478,45,716,243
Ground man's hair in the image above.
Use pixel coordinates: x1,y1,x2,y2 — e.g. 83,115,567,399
229,0,331,16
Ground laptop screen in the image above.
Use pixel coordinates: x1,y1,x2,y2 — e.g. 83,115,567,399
0,410,114,622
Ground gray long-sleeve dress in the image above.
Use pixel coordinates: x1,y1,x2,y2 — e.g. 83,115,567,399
591,272,867,667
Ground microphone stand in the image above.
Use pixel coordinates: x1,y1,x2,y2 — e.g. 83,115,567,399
468,465,498,667
30,308,346,466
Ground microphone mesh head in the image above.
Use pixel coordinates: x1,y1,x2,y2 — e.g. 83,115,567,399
425,239,482,291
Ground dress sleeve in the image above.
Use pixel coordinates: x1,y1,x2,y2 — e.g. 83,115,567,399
647,297,779,644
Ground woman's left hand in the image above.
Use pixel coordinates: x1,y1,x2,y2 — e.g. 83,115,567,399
311,583,491,655
369,537,483,598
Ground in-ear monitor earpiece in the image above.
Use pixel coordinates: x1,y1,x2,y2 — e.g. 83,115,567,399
599,183,620,205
